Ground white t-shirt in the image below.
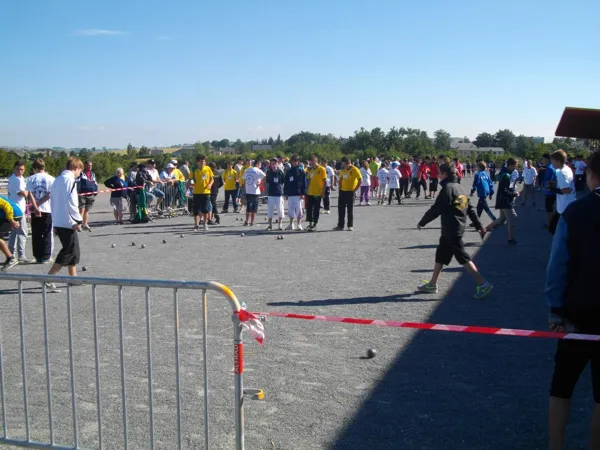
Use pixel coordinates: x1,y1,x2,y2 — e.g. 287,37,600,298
387,168,402,189
377,168,389,186
510,169,520,187
148,168,160,182
359,168,371,186
574,160,587,176
8,174,27,211
243,167,266,195
26,172,56,214
555,166,577,214
325,165,335,187
522,167,537,185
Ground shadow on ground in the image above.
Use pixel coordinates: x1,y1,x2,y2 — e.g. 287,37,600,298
330,201,594,450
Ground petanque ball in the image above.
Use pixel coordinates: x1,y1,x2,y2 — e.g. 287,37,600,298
180,234,184,238
131,242,136,246
366,348,377,359
241,233,245,237
82,266,87,272
111,244,116,248
141,244,146,249
163,239,167,244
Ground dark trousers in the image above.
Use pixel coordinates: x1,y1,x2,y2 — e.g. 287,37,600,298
223,189,238,211
31,213,52,262
210,194,220,220
337,190,355,228
306,195,321,224
322,186,331,211
388,188,401,204
419,179,427,195
400,178,410,197
575,174,585,192
476,197,496,221
410,178,420,196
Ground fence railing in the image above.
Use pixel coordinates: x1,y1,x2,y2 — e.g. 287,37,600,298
0,273,252,450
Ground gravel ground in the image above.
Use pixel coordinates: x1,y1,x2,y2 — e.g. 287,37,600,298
0,185,593,449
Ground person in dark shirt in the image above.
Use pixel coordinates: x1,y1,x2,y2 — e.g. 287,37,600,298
545,151,600,450
284,155,307,231
416,163,493,299
207,162,222,225
485,158,519,245
542,153,558,229
265,158,285,231
104,168,128,225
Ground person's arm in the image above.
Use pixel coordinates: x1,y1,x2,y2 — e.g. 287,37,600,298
321,168,328,197
470,172,479,196
544,216,570,330
418,187,448,227
353,169,362,193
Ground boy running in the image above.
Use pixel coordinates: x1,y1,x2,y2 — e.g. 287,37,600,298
470,161,496,221
417,163,493,299
486,158,519,245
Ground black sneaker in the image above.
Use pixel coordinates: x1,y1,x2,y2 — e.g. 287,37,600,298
215,217,220,225
1,256,18,271
507,239,519,245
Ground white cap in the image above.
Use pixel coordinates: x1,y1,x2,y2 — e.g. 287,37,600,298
166,163,175,169
170,160,177,165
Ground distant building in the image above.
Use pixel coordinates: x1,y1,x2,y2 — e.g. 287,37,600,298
150,148,163,156
454,143,505,158
216,147,236,155
531,136,545,145
251,144,272,151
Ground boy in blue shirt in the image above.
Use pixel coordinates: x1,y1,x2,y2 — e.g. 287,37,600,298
470,161,496,222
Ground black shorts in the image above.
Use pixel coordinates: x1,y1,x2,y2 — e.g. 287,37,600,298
545,195,556,213
429,178,439,192
435,235,470,266
78,195,95,211
55,227,80,267
193,194,211,215
550,339,600,403
246,194,259,213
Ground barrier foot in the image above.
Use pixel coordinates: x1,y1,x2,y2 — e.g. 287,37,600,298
243,388,265,401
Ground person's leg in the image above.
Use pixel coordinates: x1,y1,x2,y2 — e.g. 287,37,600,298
324,186,331,211
388,188,393,205
483,199,497,221
306,196,314,225
521,185,528,205
476,198,484,218
313,196,321,225
347,192,354,228
337,192,346,228
429,262,444,285
395,188,402,204
506,208,517,241
223,191,230,212
463,261,486,285
487,209,506,231
364,186,370,204
0,239,11,260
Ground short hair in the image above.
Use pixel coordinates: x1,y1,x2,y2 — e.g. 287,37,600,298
208,162,217,170
477,161,487,171
439,163,457,177
254,160,261,167
311,155,319,161
116,167,124,174
66,157,84,171
341,156,350,163
551,149,567,165
32,159,45,171
586,152,600,178
227,161,233,165
291,154,300,162
85,160,92,165
506,157,517,166
542,153,551,160
196,154,206,161
13,160,26,168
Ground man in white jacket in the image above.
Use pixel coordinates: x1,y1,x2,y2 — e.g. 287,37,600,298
46,157,84,289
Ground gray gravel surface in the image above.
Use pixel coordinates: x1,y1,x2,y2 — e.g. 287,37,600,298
0,186,592,449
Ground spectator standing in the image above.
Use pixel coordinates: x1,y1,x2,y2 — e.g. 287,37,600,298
265,158,285,231
284,155,306,230
7,160,29,262
243,160,266,227
333,157,362,231
207,162,222,225
190,155,214,231
573,155,587,192
77,160,98,231
104,168,128,225
399,159,412,198
305,155,328,231
520,160,538,207
27,159,55,263
548,150,577,235
46,157,84,289
222,162,239,213
359,161,372,206
322,159,336,214
545,151,600,450
542,153,558,230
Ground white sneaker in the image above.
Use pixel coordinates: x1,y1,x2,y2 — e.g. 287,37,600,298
366,202,372,206
203,223,209,231
297,223,304,231
323,210,330,214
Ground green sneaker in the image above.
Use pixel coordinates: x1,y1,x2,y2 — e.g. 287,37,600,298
417,281,438,293
473,282,494,299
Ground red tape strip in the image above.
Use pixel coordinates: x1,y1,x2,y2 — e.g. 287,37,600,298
250,312,600,342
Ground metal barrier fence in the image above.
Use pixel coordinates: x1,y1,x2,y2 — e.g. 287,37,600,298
0,273,251,450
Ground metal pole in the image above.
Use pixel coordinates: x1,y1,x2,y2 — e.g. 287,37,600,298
233,314,244,450
202,290,209,450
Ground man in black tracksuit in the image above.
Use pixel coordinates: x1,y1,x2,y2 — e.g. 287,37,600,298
416,163,494,299
283,155,307,230
545,151,600,450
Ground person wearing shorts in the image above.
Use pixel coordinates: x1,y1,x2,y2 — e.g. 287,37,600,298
242,160,266,226
77,160,98,231
46,157,84,289
284,154,306,230
417,163,493,299
104,168,128,225
265,158,285,231
545,151,600,450
190,155,214,231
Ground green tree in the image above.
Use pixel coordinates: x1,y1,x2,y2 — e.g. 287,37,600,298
474,132,494,147
515,135,535,157
434,129,451,151
494,129,516,151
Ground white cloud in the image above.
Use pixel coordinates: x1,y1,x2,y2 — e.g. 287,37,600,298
74,29,127,37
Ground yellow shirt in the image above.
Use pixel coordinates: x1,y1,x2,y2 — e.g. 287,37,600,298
192,166,214,194
172,168,186,182
307,165,327,196
339,165,362,191
239,166,250,186
223,168,238,191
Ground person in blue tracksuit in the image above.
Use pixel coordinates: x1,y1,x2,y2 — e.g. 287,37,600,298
470,161,496,221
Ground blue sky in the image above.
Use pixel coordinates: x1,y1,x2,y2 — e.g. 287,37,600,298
1,0,599,148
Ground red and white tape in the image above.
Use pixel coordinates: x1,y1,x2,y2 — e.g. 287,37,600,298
78,186,143,196
251,312,600,342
